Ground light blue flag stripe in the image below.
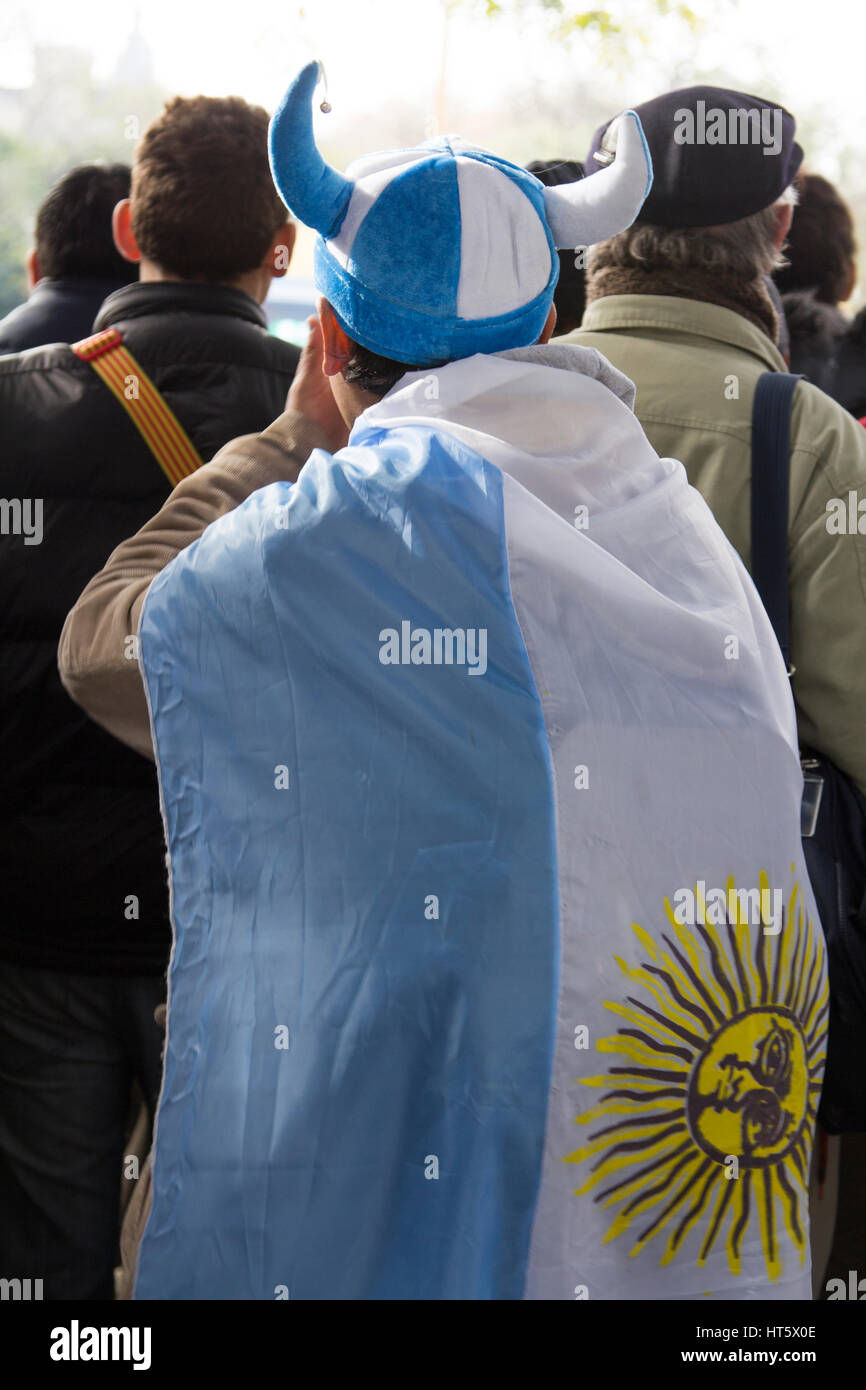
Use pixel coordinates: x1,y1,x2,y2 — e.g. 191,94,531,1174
135,427,559,1299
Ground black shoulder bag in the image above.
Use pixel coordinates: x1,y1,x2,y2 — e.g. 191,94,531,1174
751,370,866,1132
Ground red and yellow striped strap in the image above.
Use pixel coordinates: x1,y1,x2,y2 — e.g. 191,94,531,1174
71,328,204,488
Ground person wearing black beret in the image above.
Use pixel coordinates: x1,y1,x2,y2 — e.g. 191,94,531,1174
563,82,866,1300
585,86,802,228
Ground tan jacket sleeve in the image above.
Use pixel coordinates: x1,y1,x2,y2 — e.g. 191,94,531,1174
58,410,333,761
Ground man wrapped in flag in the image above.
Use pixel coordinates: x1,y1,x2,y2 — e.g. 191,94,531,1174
60,61,827,1300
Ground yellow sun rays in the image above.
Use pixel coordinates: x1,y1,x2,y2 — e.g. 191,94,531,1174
565,873,827,1281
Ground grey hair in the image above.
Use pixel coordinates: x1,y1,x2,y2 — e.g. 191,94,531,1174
589,184,799,280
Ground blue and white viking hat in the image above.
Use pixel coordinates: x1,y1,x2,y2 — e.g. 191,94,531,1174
269,61,653,367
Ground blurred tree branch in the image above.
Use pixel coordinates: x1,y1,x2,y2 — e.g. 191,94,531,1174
456,0,705,42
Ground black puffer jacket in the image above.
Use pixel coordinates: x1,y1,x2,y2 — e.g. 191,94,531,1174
831,305,866,420
0,275,135,354
0,281,299,975
780,289,847,395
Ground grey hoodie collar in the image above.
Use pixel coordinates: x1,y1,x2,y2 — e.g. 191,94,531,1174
494,341,636,411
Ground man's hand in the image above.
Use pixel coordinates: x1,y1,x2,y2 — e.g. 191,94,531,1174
286,316,350,452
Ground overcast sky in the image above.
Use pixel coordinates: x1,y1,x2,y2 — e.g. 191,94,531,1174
2,0,863,141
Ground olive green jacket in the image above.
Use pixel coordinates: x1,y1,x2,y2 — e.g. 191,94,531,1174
564,295,866,796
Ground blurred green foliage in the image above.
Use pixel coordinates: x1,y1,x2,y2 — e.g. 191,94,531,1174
0,46,166,316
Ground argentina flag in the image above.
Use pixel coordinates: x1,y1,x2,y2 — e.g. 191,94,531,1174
134,346,826,1301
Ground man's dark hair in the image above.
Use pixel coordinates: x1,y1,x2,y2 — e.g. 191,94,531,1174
131,95,288,281
34,163,133,280
527,159,586,335
774,172,856,306
342,340,436,397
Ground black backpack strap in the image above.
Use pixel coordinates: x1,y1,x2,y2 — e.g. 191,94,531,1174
750,371,802,673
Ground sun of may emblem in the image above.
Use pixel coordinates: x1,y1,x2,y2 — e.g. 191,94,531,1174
565,872,828,1280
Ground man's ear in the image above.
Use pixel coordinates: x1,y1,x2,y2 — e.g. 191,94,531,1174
537,302,558,344
268,221,297,279
26,249,40,290
318,298,352,378
112,199,141,264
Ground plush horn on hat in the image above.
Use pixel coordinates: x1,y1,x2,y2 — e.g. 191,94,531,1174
268,60,354,240
543,110,653,248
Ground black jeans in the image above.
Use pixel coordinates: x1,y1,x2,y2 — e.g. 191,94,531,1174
0,960,166,1299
